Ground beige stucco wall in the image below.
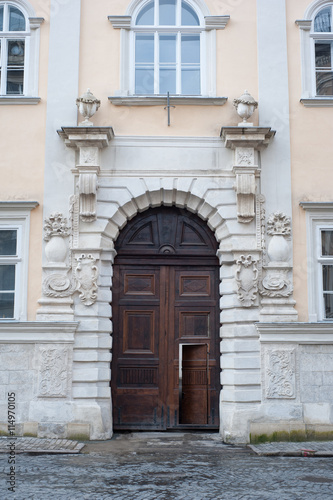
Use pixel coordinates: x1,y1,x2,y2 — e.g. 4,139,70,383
79,0,258,136
286,0,333,321
0,0,50,319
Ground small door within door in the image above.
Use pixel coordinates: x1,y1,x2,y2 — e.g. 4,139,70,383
179,344,209,425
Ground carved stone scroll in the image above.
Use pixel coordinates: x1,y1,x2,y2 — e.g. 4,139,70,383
236,255,258,307
78,172,98,222
265,349,296,399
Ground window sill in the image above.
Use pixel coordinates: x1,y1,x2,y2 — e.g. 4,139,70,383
300,97,333,107
0,96,41,105
109,95,227,106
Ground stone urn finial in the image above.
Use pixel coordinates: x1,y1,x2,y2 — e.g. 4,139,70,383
76,88,101,127
233,90,258,126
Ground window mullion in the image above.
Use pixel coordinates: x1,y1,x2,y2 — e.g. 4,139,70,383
155,0,159,26
154,31,159,94
176,31,181,94
176,0,181,26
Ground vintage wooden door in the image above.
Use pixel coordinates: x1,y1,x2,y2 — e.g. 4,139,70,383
111,207,220,430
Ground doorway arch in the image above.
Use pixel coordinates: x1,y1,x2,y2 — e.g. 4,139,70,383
111,206,220,429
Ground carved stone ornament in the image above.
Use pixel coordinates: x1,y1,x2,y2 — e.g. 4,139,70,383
74,254,98,305
42,273,76,298
38,347,69,398
43,213,70,241
233,90,258,124
76,88,101,126
265,349,296,399
236,147,254,166
261,270,293,298
78,172,98,222
233,169,256,223
267,212,291,236
235,255,258,307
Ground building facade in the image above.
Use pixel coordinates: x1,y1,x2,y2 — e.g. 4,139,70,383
1,0,333,443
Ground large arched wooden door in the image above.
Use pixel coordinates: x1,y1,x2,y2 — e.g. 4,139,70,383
111,207,220,430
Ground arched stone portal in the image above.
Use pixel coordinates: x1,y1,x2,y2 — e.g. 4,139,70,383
111,206,220,429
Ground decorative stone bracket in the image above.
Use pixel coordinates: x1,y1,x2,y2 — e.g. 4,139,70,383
220,127,275,223
58,127,114,222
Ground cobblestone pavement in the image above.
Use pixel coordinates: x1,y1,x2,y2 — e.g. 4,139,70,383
0,437,85,454
1,432,333,500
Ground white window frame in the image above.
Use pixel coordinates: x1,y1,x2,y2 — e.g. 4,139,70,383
0,0,43,103
108,0,229,104
297,0,333,106
300,202,333,321
0,201,38,321
131,0,204,96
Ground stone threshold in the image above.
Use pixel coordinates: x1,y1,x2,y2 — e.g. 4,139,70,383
248,441,333,457
0,437,85,454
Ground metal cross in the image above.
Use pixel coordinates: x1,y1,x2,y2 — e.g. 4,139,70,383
164,92,175,126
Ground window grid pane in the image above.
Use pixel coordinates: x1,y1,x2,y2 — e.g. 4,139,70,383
159,0,176,26
0,230,17,255
0,6,3,32
314,7,332,32
181,1,199,26
136,1,154,25
0,265,16,291
0,292,15,318
321,230,333,256
9,6,26,31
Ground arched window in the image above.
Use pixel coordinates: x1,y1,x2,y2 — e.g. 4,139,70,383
0,1,43,101
313,4,333,95
134,0,202,95
109,0,229,102
0,2,28,95
297,1,333,104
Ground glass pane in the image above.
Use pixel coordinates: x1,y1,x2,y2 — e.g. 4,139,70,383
314,7,331,32
7,69,24,94
181,1,199,25
0,230,17,255
0,6,3,31
159,68,176,94
322,264,333,291
0,265,15,291
181,35,200,63
135,34,154,63
159,0,176,26
7,40,25,66
160,35,176,63
315,42,332,68
9,6,26,31
181,68,200,94
0,293,15,318
135,68,154,94
324,293,333,319
316,71,333,95
322,231,333,255
136,1,154,25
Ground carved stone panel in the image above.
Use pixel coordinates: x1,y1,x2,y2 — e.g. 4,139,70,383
37,346,71,398
265,348,296,399
235,255,258,307
74,253,99,305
